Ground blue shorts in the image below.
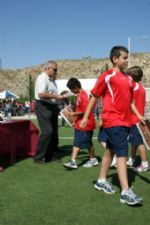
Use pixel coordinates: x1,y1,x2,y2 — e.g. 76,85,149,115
98,126,130,157
74,129,93,149
129,125,143,145
98,127,108,142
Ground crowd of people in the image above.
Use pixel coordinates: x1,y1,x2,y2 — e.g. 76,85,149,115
1,46,149,207
0,99,36,118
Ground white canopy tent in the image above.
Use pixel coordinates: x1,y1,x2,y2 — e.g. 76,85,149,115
56,78,97,94
0,90,19,99
56,80,150,101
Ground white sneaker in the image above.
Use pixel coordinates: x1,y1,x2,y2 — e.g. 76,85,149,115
83,158,98,168
64,160,78,169
95,180,116,194
120,188,143,205
127,158,135,167
134,164,149,172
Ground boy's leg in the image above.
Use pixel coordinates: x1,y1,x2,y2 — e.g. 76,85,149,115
64,129,81,169
129,124,149,170
94,148,116,194
127,145,137,166
100,141,116,167
134,144,149,172
138,144,148,162
89,145,95,159
64,146,80,169
116,152,143,205
128,124,148,168
98,149,114,179
71,146,80,160
83,145,99,168
130,145,137,159
116,156,128,190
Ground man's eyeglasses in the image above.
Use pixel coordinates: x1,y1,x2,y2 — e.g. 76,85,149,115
48,67,57,72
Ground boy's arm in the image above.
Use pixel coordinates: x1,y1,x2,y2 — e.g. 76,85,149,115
68,111,83,117
80,95,97,128
131,102,145,124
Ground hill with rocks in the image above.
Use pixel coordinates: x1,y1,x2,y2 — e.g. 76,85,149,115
0,52,150,98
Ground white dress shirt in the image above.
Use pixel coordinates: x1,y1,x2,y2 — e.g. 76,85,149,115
35,72,58,102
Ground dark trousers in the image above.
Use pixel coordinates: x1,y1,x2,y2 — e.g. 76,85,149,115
34,101,59,162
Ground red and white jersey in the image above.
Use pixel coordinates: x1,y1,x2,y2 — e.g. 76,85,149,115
131,82,146,125
75,89,96,131
91,69,133,128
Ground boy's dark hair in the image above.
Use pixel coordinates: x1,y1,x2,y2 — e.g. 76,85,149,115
110,46,129,63
67,77,82,90
127,66,143,82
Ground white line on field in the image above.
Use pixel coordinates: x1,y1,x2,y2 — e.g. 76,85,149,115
59,137,97,139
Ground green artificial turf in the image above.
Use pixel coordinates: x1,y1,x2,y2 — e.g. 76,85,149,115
0,119,150,225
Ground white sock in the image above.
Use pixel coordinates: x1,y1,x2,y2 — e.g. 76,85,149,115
121,189,129,195
128,157,135,162
71,159,76,162
98,178,106,183
90,157,96,161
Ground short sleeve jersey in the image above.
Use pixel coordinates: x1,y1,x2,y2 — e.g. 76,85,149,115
75,89,96,131
131,82,146,125
91,69,133,128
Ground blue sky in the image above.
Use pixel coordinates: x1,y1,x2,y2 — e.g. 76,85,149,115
0,0,150,69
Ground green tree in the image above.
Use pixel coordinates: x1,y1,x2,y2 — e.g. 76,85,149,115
100,63,109,73
27,73,34,102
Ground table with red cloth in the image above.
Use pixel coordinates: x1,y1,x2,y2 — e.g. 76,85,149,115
0,120,39,163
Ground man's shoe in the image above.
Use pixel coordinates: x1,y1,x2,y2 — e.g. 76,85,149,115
34,159,45,164
64,160,78,169
94,180,116,194
50,156,61,162
83,158,98,168
120,188,143,205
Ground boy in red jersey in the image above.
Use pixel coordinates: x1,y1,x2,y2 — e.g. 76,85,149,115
64,78,98,169
127,66,149,171
80,46,143,205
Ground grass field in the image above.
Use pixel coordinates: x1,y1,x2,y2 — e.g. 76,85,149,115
0,119,150,225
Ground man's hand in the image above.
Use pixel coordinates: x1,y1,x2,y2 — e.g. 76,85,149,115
57,95,67,100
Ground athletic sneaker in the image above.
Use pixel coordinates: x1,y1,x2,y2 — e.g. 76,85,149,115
134,164,149,172
64,160,78,169
94,180,116,194
83,158,98,168
127,158,135,167
120,188,143,205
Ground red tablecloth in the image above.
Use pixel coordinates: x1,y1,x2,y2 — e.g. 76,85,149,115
0,120,39,163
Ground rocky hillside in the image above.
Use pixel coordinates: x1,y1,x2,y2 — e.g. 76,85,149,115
0,53,150,97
